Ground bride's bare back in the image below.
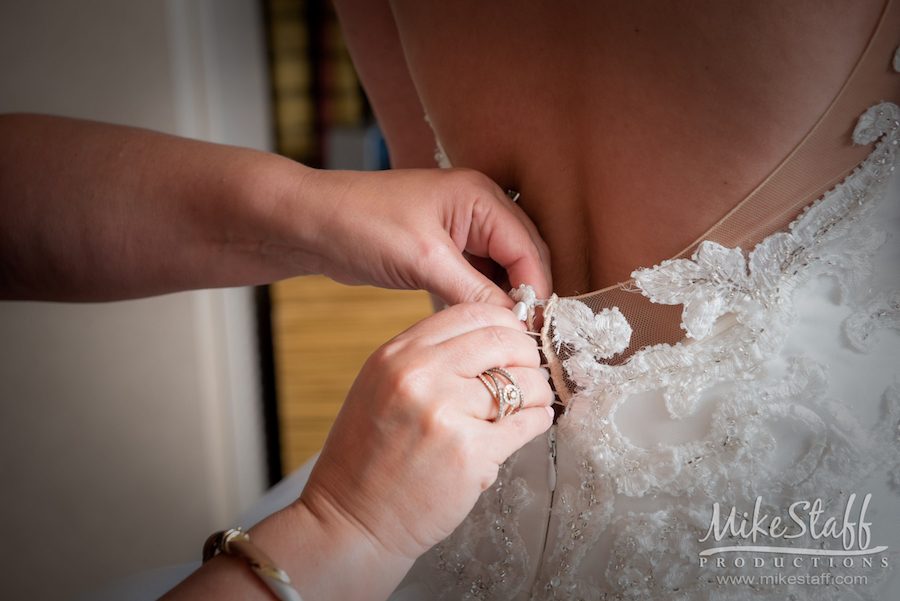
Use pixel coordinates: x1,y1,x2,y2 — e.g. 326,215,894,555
335,0,886,296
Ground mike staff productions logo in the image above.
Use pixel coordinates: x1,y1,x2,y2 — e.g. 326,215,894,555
697,493,889,587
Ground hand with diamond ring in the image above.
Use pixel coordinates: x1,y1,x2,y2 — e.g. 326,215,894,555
164,302,554,601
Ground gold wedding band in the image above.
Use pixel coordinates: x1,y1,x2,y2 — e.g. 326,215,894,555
478,367,524,422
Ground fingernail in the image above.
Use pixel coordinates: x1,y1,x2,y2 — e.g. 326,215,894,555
545,406,555,418
512,301,528,322
539,367,550,381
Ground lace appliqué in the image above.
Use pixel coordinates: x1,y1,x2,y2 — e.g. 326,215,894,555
845,290,900,352
550,301,632,361
633,242,753,340
510,284,542,331
533,461,615,598
410,103,900,601
533,103,900,599
422,451,535,600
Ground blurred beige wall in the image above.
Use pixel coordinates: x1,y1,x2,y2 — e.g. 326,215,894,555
0,1,273,599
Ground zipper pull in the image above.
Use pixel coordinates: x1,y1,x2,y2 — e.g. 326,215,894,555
547,424,557,493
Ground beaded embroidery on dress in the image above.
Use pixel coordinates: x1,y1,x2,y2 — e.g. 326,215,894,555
392,23,900,601
395,101,900,601
527,101,900,600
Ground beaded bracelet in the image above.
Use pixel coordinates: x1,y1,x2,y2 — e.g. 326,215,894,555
203,528,303,601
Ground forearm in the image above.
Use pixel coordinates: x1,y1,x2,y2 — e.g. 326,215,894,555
162,497,412,601
0,114,320,301
0,113,551,305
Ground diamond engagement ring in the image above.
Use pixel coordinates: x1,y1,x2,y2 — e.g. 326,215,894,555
478,367,524,422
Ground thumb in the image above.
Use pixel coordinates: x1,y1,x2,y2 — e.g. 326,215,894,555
419,243,515,307
459,192,552,299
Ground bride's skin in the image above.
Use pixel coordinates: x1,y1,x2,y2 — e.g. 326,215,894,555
334,0,887,296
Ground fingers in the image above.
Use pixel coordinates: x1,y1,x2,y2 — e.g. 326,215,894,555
428,170,552,306
304,167,551,307
481,405,555,465
467,366,553,421
437,325,540,376
399,301,526,346
417,246,518,309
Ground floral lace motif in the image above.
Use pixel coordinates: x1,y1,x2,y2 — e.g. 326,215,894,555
421,451,536,600
534,103,900,600
550,301,632,361
409,102,900,601
845,290,900,352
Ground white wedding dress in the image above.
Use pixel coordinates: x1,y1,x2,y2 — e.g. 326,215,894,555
82,5,900,600
391,4,900,599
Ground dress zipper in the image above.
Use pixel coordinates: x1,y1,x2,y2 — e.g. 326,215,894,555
530,424,558,593
547,425,557,493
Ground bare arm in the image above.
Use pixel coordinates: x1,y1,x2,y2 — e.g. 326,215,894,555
332,0,436,169
0,114,550,303
0,114,319,300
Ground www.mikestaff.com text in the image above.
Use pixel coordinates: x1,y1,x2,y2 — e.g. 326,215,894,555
713,573,867,586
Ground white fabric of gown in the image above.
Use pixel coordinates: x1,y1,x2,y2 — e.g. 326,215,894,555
392,28,900,599
79,14,900,601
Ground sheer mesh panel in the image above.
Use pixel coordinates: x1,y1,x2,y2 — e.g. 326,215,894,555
547,4,900,406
